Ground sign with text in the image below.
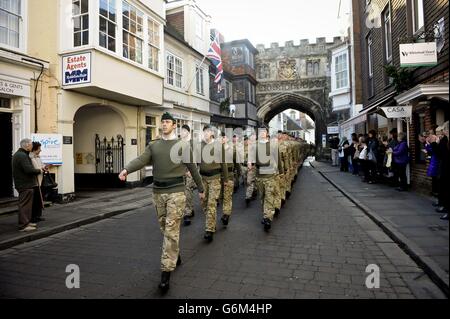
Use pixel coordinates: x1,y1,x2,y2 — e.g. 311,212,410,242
0,78,30,97
327,126,339,135
62,52,91,86
381,106,413,119
31,134,63,165
400,42,437,67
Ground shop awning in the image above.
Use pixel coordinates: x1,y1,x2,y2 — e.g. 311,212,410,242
395,84,449,105
341,92,397,128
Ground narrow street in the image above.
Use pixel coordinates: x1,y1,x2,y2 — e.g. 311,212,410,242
0,164,445,299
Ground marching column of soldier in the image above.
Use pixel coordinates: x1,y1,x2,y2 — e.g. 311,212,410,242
119,113,310,293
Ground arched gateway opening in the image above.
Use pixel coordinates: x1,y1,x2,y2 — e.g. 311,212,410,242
257,93,327,157
73,104,126,189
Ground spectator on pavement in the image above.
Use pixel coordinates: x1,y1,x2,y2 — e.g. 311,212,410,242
349,133,359,175
424,133,440,198
12,138,44,232
338,136,350,172
367,130,379,184
330,136,339,167
390,132,409,192
359,136,369,182
434,122,449,219
29,142,48,223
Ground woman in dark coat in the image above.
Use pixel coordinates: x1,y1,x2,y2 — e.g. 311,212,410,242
425,139,439,195
391,132,409,191
367,130,379,183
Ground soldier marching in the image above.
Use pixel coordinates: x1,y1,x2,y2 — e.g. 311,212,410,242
119,112,309,293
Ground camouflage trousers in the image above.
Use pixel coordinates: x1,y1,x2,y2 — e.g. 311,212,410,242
201,176,221,233
256,175,277,221
246,167,256,199
184,173,196,216
153,192,186,272
222,178,234,216
286,168,293,192
277,173,286,202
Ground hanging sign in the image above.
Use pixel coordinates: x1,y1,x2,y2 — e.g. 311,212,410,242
380,106,413,119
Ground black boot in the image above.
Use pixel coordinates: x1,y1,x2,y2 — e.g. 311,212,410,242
262,218,271,232
274,208,280,217
158,271,171,292
245,198,250,207
441,213,449,220
177,255,182,266
183,215,191,226
204,231,214,243
281,199,285,208
221,215,230,226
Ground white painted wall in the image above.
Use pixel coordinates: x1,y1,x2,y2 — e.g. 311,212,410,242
73,105,125,174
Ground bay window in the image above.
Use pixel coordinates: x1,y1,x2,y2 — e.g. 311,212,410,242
99,0,116,52
73,0,89,47
122,0,143,64
0,0,21,48
148,18,160,71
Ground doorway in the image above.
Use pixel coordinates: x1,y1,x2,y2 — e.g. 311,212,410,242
0,111,13,198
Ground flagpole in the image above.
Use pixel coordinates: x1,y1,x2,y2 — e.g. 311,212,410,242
185,54,207,93
185,33,220,93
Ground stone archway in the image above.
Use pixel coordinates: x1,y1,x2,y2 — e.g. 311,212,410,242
257,92,328,156
73,104,126,189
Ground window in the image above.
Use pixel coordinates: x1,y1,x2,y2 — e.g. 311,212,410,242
335,53,348,89
0,97,10,108
99,0,116,52
249,51,254,69
383,5,392,61
122,1,143,64
73,0,89,47
225,81,231,100
367,34,374,97
232,80,245,101
247,83,256,104
367,36,373,78
148,18,160,71
412,0,424,34
314,62,320,75
307,61,314,76
145,116,156,145
0,0,21,48
196,66,204,95
166,53,183,88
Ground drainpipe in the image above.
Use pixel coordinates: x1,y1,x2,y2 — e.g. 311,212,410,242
22,58,44,133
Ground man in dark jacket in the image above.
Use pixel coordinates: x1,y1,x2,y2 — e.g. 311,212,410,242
12,138,43,231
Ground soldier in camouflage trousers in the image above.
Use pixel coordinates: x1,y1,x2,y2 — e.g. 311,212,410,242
119,112,205,293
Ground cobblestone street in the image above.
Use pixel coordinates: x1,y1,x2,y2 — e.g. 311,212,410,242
0,165,445,299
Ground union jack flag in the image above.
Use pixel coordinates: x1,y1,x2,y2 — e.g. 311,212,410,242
207,31,223,92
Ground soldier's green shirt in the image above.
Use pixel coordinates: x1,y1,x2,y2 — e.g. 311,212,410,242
124,138,204,194
198,140,229,180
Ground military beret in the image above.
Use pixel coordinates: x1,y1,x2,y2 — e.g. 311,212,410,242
161,112,176,123
181,124,190,132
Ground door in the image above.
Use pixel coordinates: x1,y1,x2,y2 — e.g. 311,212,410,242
0,112,13,197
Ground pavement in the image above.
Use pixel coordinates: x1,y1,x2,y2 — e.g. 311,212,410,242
0,161,446,299
0,187,153,250
311,160,449,294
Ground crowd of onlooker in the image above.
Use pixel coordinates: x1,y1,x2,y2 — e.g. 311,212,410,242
329,121,449,220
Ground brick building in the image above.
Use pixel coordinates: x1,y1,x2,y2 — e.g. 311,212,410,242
347,0,449,193
209,37,259,130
